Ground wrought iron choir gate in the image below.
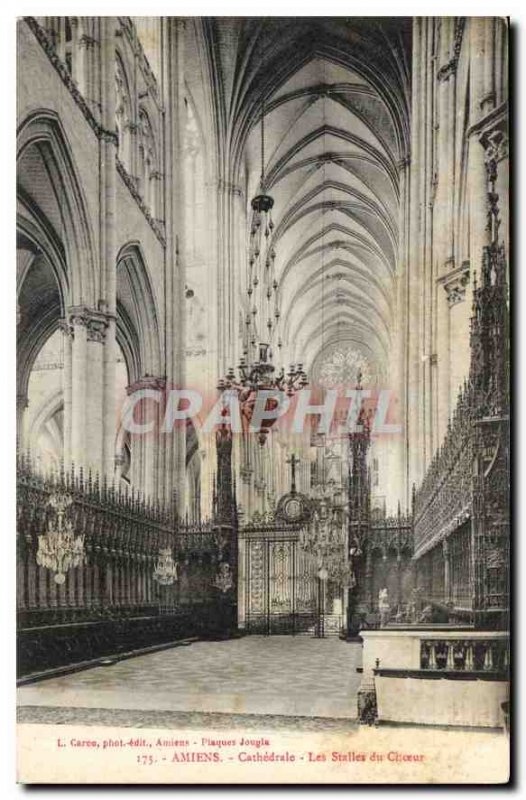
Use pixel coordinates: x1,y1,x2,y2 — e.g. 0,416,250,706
239,524,345,636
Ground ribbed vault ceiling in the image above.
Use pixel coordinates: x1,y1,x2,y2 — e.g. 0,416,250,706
205,17,411,383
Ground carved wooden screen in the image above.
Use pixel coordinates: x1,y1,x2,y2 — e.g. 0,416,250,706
449,522,473,609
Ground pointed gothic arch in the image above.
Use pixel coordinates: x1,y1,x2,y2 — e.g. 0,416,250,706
17,109,98,307
116,242,163,385
17,110,98,444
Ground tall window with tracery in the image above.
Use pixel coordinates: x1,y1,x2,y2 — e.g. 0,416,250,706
138,109,158,216
115,54,133,173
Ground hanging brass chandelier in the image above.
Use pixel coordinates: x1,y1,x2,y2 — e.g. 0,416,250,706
152,547,178,586
217,52,307,445
36,492,85,584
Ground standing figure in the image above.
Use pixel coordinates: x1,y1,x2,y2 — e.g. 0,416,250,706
378,587,390,627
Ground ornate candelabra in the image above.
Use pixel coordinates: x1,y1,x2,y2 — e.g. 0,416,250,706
348,370,372,562
299,487,353,639
299,493,352,585
36,492,85,584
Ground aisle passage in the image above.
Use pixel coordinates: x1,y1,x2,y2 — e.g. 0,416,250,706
18,637,362,720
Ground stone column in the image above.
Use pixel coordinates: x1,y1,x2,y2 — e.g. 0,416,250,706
393,156,410,507
407,17,424,490
83,19,102,121
422,17,436,466
70,309,88,466
494,133,509,258
434,21,457,445
444,52,456,266
55,17,66,62
127,380,145,491
470,18,487,119
86,320,106,473
127,376,165,499
100,17,118,481
68,306,111,473
467,19,498,266
482,19,496,115
435,277,451,445
75,18,89,99
69,17,80,84
59,320,73,464
161,18,186,508
434,17,457,266
494,19,508,108
469,136,490,279
430,21,473,456
217,181,235,378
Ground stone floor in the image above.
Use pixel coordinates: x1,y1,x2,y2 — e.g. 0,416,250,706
17,636,363,726
17,707,359,732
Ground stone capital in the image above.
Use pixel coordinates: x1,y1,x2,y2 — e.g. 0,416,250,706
481,128,508,182
86,318,109,343
68,307,90,329
58,318,74,338
67,306,114,343
438,261,470,308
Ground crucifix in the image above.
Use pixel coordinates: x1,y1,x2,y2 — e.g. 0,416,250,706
286,453,300,494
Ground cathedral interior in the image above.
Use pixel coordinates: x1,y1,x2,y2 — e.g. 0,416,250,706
16,16,509,732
